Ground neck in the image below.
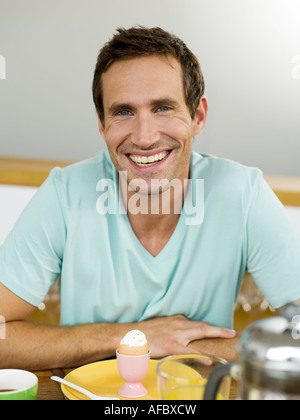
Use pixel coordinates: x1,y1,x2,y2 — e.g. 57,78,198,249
119,171,188,256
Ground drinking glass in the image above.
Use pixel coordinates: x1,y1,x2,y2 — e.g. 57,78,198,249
156,354,231,400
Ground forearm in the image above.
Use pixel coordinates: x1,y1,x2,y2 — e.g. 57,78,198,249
188,332,241,362
0,320,129,371
0,315,239,370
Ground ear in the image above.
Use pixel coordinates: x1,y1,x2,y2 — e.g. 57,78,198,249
97,112,105,137
192,96,208,136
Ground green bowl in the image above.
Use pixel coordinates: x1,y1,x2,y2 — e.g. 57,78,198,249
0,370,38,400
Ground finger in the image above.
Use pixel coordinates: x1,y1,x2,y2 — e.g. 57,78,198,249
185,324,236,342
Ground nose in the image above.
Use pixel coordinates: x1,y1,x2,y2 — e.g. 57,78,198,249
132,111,160,149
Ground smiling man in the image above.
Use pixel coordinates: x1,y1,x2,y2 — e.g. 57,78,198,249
98,52,208,254
0,27,300,370
99,54,202,186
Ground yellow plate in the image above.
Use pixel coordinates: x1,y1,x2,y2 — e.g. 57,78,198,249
61,359,159,400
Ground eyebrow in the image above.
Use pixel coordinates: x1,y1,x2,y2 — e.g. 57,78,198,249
108,97,180,116
150,97,180,109
108,102,135,116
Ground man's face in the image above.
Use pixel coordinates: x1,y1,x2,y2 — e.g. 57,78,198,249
98,55,207,193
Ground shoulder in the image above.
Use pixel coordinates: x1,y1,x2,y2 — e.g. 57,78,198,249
190,152,265,216
191,151,263,192
43,150,116,214
50,150,114,184
48,150,115,197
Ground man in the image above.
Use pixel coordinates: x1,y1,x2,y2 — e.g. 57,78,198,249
0,27,299,370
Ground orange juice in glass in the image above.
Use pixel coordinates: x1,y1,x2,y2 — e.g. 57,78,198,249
156,354,230,400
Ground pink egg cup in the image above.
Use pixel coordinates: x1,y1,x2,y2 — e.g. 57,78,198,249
116,350,151,398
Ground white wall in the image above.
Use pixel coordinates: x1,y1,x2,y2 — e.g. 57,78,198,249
0,185,37,245
285,206,300,235
0,0,300,175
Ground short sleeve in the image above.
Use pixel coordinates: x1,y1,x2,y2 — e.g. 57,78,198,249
0,169,66,306
246,172,300,308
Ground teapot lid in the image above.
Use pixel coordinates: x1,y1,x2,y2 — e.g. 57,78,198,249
238,303,300,374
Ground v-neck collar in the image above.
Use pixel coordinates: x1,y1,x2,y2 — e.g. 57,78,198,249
124,207,185,265
112,171,186,265
110,153,202,264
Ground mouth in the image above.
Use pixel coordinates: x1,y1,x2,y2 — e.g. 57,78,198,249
127,150,171,168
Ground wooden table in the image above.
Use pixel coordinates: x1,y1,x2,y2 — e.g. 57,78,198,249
36,370,66,400
35,339,240,400
35,369,238,401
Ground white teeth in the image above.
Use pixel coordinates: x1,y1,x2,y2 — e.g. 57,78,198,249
129,151,169,166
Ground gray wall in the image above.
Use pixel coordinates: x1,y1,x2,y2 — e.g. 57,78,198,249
0,0,300,176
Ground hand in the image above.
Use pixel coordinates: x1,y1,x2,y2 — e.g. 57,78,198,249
136,314,236,359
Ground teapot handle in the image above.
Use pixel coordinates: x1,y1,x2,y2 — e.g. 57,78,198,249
203,362,240,400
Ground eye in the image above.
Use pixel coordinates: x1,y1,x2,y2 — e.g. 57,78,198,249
156,106,172,113
117,110,132,116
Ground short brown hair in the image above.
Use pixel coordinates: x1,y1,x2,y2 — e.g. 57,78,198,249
92,26,205,124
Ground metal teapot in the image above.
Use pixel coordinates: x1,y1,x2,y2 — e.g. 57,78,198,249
204,303,300,400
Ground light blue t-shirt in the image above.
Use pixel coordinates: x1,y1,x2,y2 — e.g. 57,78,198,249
1,151,300,328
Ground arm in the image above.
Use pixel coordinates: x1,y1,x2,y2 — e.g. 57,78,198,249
0,283,236,370
0,282,127,370
246,174,300,308
188,332,241,362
